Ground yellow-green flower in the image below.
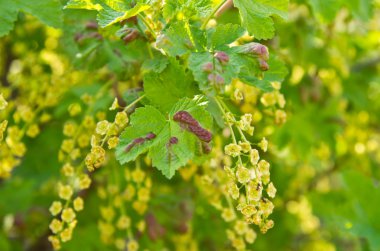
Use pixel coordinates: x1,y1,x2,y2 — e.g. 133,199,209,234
236,165,251,183
58,184,73,200
73,197,84,211
49,201,62,216
267,182,277,198
96,120,110,135
225,143,242,157
49,219,63,234
127,239,139,251
61,208,76,223
249,149,260,165
258,137,268,152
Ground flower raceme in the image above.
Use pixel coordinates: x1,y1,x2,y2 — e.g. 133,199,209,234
0,94,8,144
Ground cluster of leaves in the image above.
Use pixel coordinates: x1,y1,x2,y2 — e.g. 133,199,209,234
56,0,287,180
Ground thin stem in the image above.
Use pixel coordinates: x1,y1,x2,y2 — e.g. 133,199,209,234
122,94,146,113
138,14,156,40
214,96,243,166
147,43,154,59
184,20,197,51
112,163,133,239
201,0,227,29
219,98,249,142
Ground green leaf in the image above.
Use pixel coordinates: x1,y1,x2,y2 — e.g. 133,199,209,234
19,0,63,28
263,56,288,82
208,23,245,49
346,0,373,21
233,0,288,40
228,49,262,77
151,96,212,178
227,47,287,89
97,3,150,28
307,0,344,22
308,0,373,22
188,52,213,89
116,96,213,179
65,1,150,28
142,57,169,73
143,58,197,112
116,106,167,165
156,21,206,56
163,0,212,20
169,95,213,128
239,76,274,92
148,122,195,178
0,2,18,37
310,170,380,251
0,0,63,37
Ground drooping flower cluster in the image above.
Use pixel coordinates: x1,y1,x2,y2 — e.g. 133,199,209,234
0,43,78,178
0,93,8,143
194,142,259,250
190,93,278,250
221,101,276,229
260,83,287,125
49,91,146,249
230,77,287,127
85,104,130,171
97,164,152,251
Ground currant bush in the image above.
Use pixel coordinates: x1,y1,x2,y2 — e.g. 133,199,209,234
1,1,380,251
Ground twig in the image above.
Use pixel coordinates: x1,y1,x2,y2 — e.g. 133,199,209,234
215,0,234,17
201,0,228,29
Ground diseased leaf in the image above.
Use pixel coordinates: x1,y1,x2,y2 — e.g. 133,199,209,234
233,0,288,40
116,96,213,179
169,95,213,128
188,51,240,91
115,106,166,164
148,122,195,179
188,52,213,90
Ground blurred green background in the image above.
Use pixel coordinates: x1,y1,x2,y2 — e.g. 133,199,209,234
1,0,380,251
